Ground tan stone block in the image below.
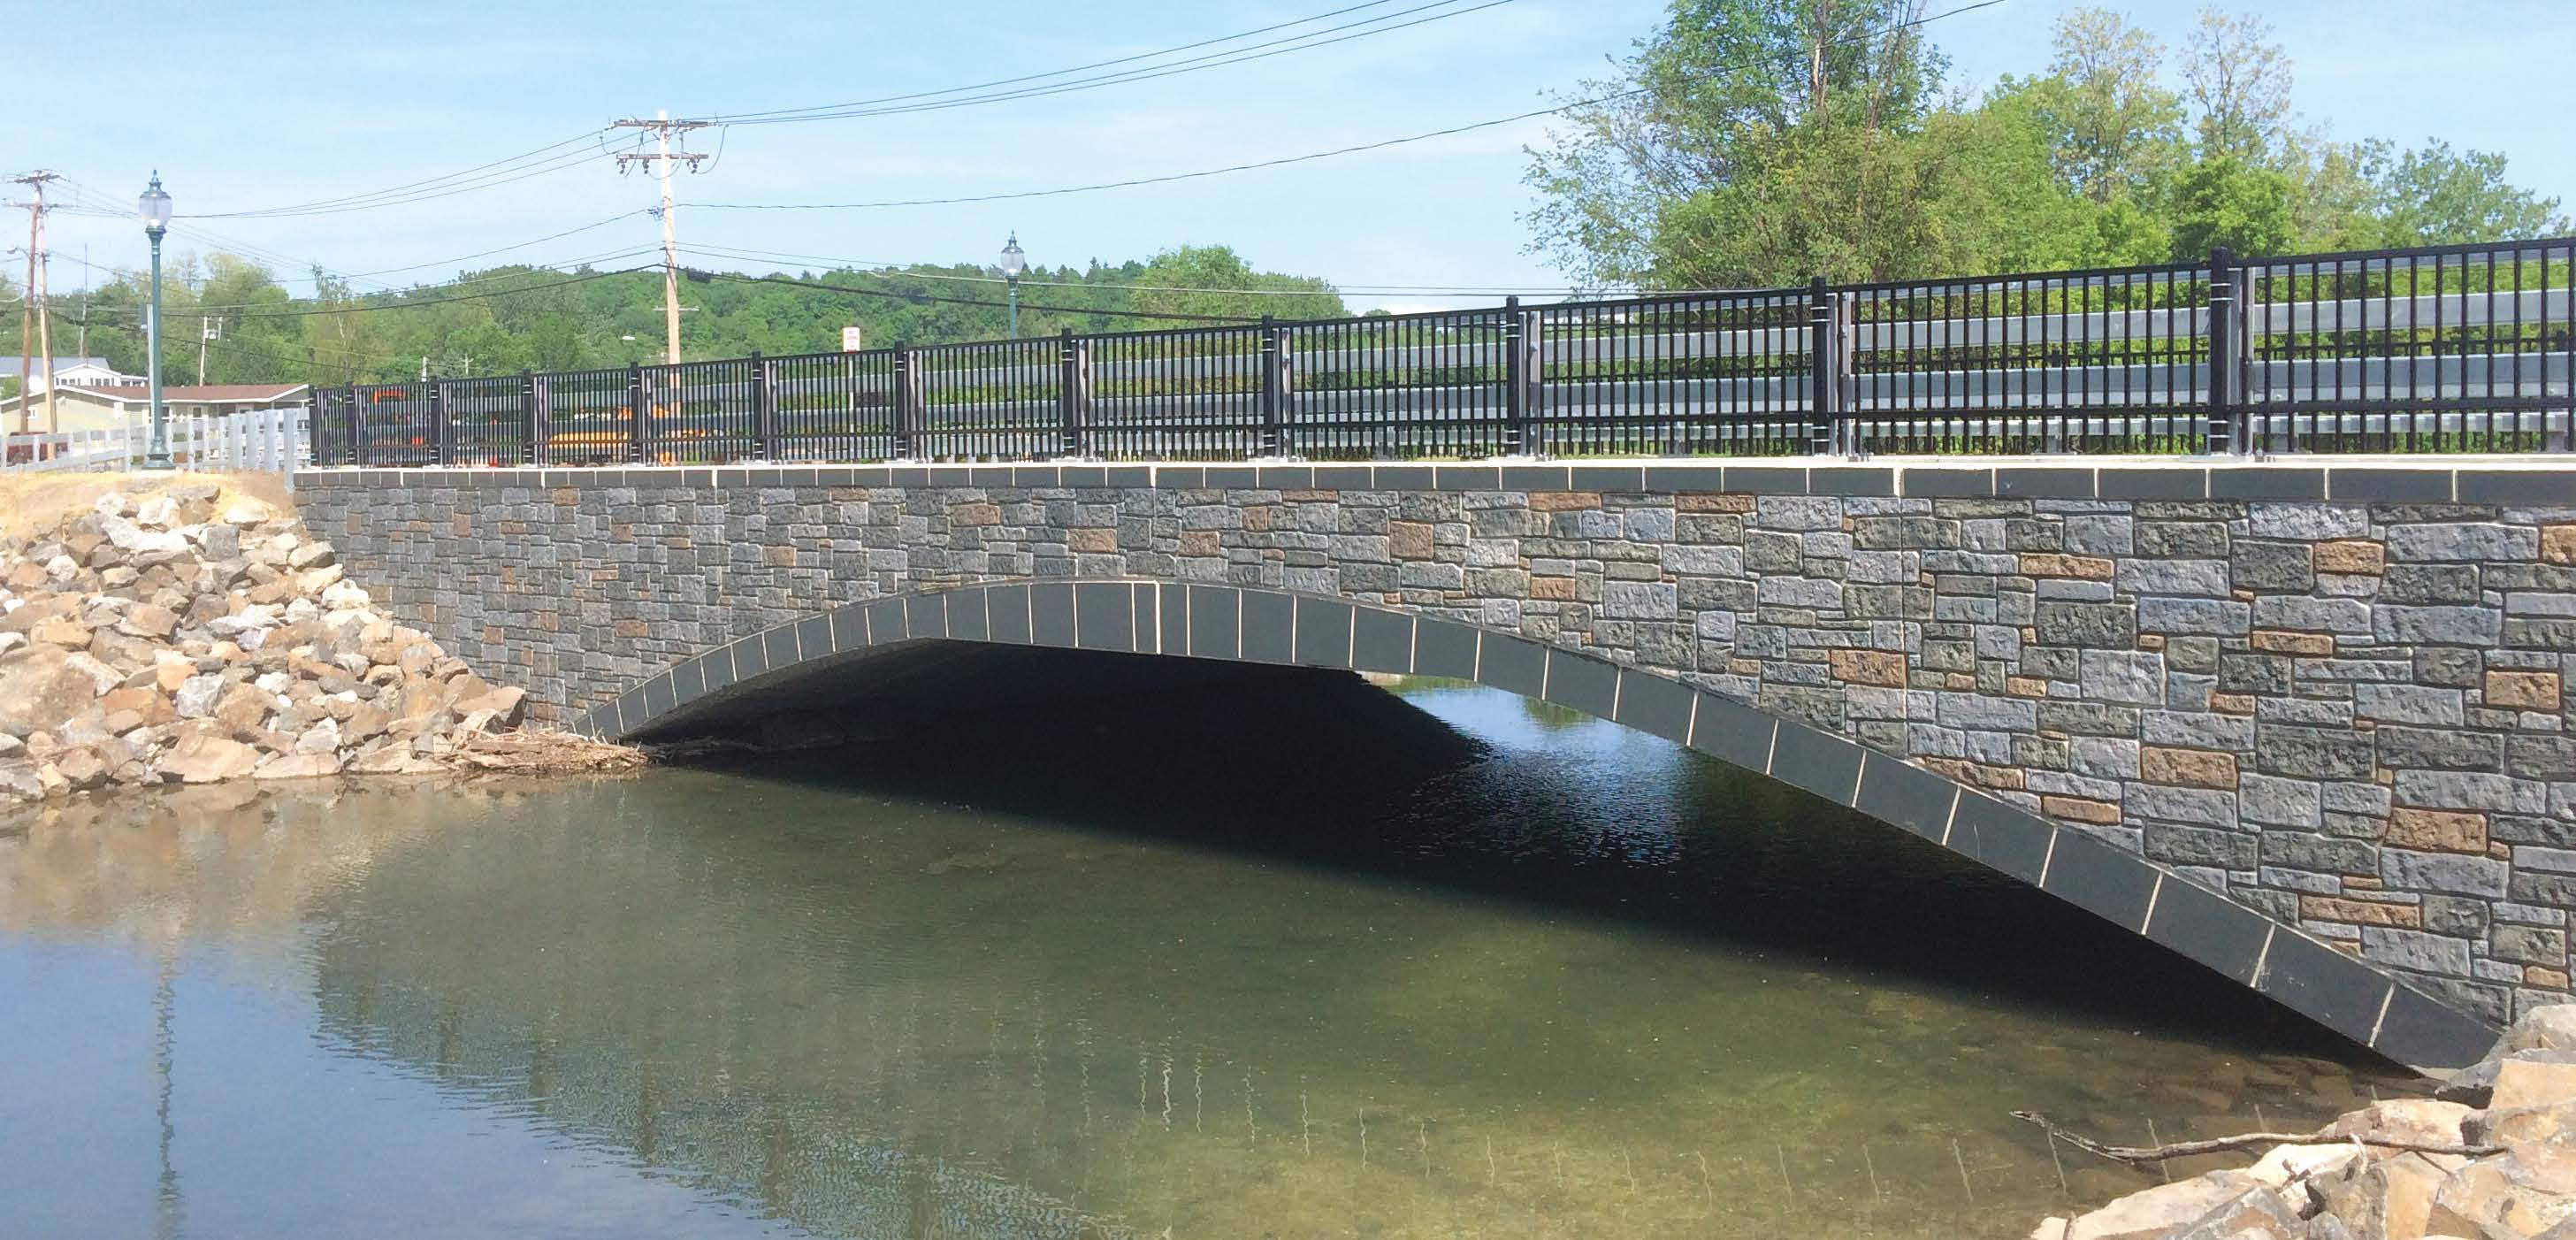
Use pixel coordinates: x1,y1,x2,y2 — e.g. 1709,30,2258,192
2545,524,2576,566
2531,966,2572,990
1177,530,1220,557
1529,577,1577,601
1242,507,1273,532
2041,794,2121,825
32,616,90,649
2493,1057,2576,1110
2212,693,2255,714
2299,895,2422,928
1389,522,1433,560
1944,672,1976,691
2136,634,2165,651
1675,494,1753,512
2251,629,2335,655
2140,746,2237,788
1527,491,1602,511
2487,669,2564,709
950,502,1000,527
761,545,796,567
2017,553,2114,579
2312,540,2387,575
2387,807,2488,853
2007,676,2050,698
1066,528,1117,554
1922,758,2025,791
1829,649,1907,687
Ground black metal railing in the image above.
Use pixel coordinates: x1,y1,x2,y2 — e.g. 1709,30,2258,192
307,236,2576,468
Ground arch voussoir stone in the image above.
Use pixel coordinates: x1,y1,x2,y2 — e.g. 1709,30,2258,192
579,578,2495,1070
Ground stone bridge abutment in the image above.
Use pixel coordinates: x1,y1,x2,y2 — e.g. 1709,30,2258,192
296,457,2576,1068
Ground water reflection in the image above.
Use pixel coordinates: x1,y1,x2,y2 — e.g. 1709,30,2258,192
0,671,2417,1238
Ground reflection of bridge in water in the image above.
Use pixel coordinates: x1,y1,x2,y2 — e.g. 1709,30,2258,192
0,742,2418,1238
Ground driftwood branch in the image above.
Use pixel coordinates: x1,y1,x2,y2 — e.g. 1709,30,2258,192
2010,1111,2503,1166
446,731,651,775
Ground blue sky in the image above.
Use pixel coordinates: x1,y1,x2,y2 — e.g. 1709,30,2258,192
13,0,2572,315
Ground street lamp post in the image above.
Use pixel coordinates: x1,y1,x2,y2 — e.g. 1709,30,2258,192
1000,232,1026,340
138,173,172,469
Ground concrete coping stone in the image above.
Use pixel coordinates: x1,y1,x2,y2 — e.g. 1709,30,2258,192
293,455,2576,504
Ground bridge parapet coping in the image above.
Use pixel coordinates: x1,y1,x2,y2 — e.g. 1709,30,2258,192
296,455,2576,505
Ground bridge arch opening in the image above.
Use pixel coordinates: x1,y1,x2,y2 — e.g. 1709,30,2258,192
581,578,2497,1069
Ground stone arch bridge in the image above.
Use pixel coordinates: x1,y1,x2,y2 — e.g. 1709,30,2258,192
297,456,2576,1069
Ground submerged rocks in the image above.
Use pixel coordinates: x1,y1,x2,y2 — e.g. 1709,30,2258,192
0,481,629,804
2035,1004,2576,1240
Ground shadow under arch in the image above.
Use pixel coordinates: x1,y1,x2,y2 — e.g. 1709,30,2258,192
575,577,2496,1070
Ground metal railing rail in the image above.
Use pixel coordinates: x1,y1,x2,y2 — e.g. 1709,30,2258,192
305,237,2576,467
4,405,310,480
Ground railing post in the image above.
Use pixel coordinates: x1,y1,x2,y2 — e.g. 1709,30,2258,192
751,352,779,462
427,380,449,466
1808,275,1839,455
346,386,363,467
892,348,920,461
2205,245,2241,455
1257,315,1288,458
1059,328,1089,459
1503,295,1544,456
627,363,650,464
520,371,540,465
1502,296,1527,455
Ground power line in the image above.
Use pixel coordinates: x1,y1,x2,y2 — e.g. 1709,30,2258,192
682,240,1658,298
709,0,1412,123
180,266,654,320
693,0,2006,211
178,129,610,219
715,0,1515,126
694,269,1261,324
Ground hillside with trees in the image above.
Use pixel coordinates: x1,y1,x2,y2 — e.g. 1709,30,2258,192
0,245,1344,387
1523,2,2567,288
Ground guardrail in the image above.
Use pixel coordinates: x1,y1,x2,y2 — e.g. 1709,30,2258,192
307,237,2576,467
3,405,310,480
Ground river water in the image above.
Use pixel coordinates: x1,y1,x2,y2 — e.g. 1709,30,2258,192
0,672,2417,1238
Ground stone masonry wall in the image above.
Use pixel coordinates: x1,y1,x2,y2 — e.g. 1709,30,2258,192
299,464,2576,1029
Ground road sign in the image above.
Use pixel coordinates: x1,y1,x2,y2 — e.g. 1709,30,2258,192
841,325,864,353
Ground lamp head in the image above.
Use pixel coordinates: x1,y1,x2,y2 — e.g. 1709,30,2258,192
138,172,172,237
999,232,1026,279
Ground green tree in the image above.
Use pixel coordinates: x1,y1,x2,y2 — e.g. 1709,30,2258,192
2018,6,2184,204
2180,7,2293,163
2370,141,2569,246
2168,153,2295,258
1523,0,1947,287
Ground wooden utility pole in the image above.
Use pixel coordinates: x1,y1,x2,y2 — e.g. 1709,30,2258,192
10,171,62,435
611,111,711,365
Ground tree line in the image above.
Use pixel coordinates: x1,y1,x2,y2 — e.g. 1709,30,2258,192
0,245,1346,389
1522,2,2568,289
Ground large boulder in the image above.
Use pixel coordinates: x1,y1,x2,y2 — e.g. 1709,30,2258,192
2066,1173,2257,1240
156,731,261,784
2427,1157,2576,1236
253,752,341,780
2306,1149,2451,1237
0,647,111,735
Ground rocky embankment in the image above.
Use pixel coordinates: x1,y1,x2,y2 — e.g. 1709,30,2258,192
0,479,630,803
2037,1006,2576,1239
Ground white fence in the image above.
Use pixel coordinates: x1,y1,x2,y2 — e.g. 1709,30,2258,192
2,405,310,485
